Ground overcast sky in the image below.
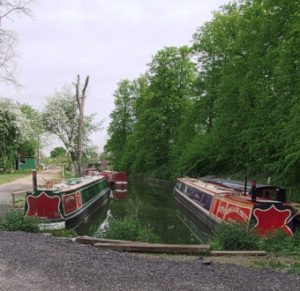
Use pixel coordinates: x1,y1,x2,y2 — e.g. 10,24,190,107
1,0,226,154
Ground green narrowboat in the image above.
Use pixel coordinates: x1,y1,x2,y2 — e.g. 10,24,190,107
25,174,110,230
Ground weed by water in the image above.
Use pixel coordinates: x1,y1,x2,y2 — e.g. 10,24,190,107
289,262,300,274
259,230,300,255
49,229,77,238
98,217,159,243
211,222,260,250
0,209,40,233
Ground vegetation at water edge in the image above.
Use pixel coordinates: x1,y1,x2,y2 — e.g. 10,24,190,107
97,217,159,243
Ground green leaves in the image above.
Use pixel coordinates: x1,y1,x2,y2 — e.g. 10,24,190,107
0,99,34,170
105,0,299,187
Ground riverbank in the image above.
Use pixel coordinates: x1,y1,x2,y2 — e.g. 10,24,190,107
0,231,299,291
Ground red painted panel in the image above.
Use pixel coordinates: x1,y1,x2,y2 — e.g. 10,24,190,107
213,200,227,220
253,205,293,236
210,198,220,216
112,172,128,181
211,197,252,224
27,192,62,219
224,203,252,224
112,190,128,200
62,192,82,215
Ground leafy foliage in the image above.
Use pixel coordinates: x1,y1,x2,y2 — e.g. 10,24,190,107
43,86,101,165
50,147,67,158
99,217,159,243
259,230,300,255
0,210,40,233
104,0,300,194
211,222,260,250
0,99,33,170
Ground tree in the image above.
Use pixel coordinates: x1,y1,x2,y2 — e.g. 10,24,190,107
105,47,197,178
50,147,66,159
0,98,32,170
132,46,197,177
105,79,138,169
43,85,101,174
73,74,89,177
19,103,44,162
0,0,35,85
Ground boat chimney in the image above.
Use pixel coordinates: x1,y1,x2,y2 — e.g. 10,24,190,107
251,180,256,202
32,170,37,191
244,175,248,195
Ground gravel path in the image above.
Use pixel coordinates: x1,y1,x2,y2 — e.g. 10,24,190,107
0,231,299,291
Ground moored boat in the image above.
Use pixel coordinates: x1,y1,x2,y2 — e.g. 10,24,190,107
25,172,110,230
174,177,296,236
99,171,128,200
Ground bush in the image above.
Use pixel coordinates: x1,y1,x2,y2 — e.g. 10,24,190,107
0,210,40,233
211,222,260,250
49,229,77,237
99,217,159,243
259,230,300,254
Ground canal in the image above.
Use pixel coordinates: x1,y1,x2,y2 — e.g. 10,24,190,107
76,179,213,243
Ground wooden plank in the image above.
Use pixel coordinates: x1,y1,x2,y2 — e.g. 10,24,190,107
93,242,210,253
75,236,134,245
210,250,266,256
11,189,32,207
11,188,33,195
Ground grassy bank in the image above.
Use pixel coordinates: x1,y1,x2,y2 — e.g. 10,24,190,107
211,223,300,274
0,172,31,185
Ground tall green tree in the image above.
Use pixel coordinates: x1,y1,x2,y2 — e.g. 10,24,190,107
105,79,137,169
111,46,197,178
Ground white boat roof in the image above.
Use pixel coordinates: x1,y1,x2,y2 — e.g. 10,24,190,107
38,175,105,192
178,177,235,195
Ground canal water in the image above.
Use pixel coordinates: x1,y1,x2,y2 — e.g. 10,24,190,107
76,179,213,244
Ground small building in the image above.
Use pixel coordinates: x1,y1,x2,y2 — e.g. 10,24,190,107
16,157,37,170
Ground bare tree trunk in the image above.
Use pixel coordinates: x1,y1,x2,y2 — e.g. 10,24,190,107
73,74,89,177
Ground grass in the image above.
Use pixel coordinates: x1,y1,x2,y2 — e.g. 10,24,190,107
0,209,77,238
210,222,300,274
0,171,31,185
0,209,40,232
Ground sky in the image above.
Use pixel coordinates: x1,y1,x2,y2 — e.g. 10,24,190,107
1,0,226,155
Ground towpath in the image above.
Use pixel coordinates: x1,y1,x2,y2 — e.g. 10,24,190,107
0,167,62,217
0,231,299,291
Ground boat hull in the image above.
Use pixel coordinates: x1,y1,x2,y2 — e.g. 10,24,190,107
174,177,296,236
175,188,219,230
65,188,110,229
25,176,110,230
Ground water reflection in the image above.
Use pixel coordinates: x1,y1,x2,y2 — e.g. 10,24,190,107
76,179,213,243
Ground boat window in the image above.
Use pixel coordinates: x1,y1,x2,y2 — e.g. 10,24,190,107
180,183,184,191
177,182,185,192
257,188,285,202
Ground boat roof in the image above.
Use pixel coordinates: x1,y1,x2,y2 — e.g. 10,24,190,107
178,177,235,195
38,175,105,192
200,177,285,192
